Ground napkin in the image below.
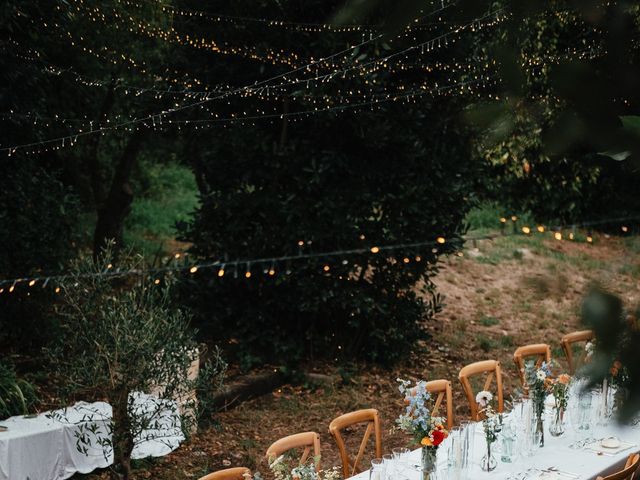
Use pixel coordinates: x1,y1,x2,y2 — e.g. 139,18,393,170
537,470,579,479
583,438,637,455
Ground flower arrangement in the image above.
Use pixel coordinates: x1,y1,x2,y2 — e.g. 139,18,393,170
268,455,340,480
396,379,449,474
524,361,553,447
477,391,501,472
396,379,449,448
551,374,571,411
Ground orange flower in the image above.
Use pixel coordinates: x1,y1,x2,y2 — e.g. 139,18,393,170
421,437,433,447
557,374,571,385
613,360,622,369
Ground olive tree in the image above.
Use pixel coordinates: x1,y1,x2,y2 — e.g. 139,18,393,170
48,244,225,480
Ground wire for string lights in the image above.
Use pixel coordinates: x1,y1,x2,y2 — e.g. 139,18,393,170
1,214,638,294
1,6,507,156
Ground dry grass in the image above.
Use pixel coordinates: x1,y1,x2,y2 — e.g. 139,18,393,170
77,233,640,479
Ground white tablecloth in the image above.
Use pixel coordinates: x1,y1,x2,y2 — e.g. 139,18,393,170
352,415,640,480
0,394,184,480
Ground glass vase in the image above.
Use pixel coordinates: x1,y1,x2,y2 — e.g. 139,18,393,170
549,407,565,437
481,441,497,472
421,446,437,480
535,414,545,447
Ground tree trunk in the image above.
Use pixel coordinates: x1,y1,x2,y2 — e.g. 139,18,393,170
93,128,147,257
111,391,134,480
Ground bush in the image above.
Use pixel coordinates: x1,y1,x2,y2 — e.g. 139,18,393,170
179,101,477,368
0,159,79,350
0,360,38,419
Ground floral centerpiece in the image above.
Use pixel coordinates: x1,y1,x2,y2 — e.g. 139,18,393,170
268,454,340,480
477,391,501,471
549,373,571,436
524,361,553,447
396,379,449,476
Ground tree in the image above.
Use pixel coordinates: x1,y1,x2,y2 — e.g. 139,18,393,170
172,0,485,367
48,244,225,480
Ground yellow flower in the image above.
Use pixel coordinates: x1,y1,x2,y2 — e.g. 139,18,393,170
421,437,433,447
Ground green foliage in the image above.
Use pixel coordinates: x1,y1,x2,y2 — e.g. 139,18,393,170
48,244,225,479
581,287,640,421
124,160,199,255
478,335,496,352
0,360,38,419
480,316,499,327
0,159,79,349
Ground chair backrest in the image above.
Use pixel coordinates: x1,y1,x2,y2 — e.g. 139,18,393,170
513,343,552,390
561,330,594,374
266,432,321,471
198,467,251,480
458,360,504,421
329,408,382,478
596,453,639,480
424,379,454,430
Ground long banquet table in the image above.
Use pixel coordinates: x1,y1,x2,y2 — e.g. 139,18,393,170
352,411,640,480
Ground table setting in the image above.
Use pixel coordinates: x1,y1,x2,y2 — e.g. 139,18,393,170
356,374,640,480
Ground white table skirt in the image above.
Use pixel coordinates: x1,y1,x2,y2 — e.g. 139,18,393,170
352,418,640,480
0,394,184,480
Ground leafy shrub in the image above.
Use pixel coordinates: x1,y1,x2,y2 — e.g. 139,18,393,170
0,159,78,350
179,101,477,368
0,360,38,419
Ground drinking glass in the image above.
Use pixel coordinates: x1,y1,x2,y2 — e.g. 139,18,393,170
382,454,394,480
370,458,385,480
392,448,410,478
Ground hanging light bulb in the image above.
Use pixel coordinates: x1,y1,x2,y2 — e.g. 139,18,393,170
28,280,36,287
218,264,225,277
189,266,198,273
554,232,562,241
537,226,545,233
436,237,445,244
522,226,531,234
323,264,330,272
370,246,380,253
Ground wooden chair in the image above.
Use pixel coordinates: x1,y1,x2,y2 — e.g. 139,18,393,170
329,409,382,478
561,330,594,374
596,453,639,480
513,343,552,390
458,360,504,421
266,432,321,471
425,379,454,430
198,467,251,480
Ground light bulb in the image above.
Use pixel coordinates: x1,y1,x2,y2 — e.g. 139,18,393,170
370,246,380,253
190,266,198,273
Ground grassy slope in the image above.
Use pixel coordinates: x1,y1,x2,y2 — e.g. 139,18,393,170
124,161,199,256
96,224,639,480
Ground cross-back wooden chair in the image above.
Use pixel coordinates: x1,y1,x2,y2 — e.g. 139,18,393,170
561,330,594,374
513,343,552,391
266,432,321,471
425,379,454,430
329,409,382,478
198,467,251,480
596,453,639,480
458,360,504,421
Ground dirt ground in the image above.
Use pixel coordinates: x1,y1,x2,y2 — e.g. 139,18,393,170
76,233,640,479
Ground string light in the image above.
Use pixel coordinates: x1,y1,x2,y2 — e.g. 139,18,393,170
370,246,380,253
554,232,562,241
1,214,638,295
436,237,446,244
522,226,531,234
537,226,545,233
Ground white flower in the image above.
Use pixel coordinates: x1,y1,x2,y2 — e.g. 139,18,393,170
536,369,546,381
475,390,493,407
